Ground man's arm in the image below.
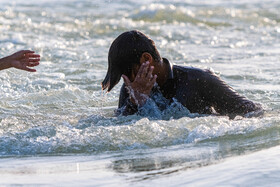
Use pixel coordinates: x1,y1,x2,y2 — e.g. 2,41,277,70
0,50,40,72
117,83,138,115
199,70,263,118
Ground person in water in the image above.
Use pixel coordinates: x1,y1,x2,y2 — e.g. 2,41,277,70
102,30,262,119
0,50,40,72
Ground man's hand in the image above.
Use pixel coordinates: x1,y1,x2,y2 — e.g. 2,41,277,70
122,61,157,106
8,50,40,72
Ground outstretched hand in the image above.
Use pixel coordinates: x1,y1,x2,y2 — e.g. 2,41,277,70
8,50,40,72
122,61,157,106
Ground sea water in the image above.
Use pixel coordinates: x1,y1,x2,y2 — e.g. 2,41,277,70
0,0,279,186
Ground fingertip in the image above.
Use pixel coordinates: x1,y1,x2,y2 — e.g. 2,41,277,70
122,74,131,85
24,67,36,72
121,74,128,80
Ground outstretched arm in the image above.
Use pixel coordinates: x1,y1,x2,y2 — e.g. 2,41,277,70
0,50,40,72
200,70,263,118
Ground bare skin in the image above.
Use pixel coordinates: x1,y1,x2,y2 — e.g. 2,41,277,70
122,61,157,106
0,50,40,72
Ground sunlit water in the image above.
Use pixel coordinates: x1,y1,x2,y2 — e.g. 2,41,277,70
0,0,280,186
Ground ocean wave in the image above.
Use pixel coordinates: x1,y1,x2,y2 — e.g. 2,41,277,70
129,4,231,27
0,114,279,156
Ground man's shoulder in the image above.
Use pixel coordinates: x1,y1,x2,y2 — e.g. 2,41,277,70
173,65,213,79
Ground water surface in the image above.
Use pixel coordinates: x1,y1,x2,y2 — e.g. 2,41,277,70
0,0,280,186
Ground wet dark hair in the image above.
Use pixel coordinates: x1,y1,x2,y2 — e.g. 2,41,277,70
102,30,161,92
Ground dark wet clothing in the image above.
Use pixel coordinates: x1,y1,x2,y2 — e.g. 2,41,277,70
117,58,262,118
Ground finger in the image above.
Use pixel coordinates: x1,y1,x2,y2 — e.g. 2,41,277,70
22,67,37,72
26,54,40,58
20,59,39,66
145,74,157,90
150,74,157,85
28,58,40,62
22,50,35,54
141,61,149,78
136,62,145,79
27,62,40,67
146,66,154,80
122,75,131,86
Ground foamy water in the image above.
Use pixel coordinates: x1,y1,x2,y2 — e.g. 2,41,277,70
0,0,280,186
